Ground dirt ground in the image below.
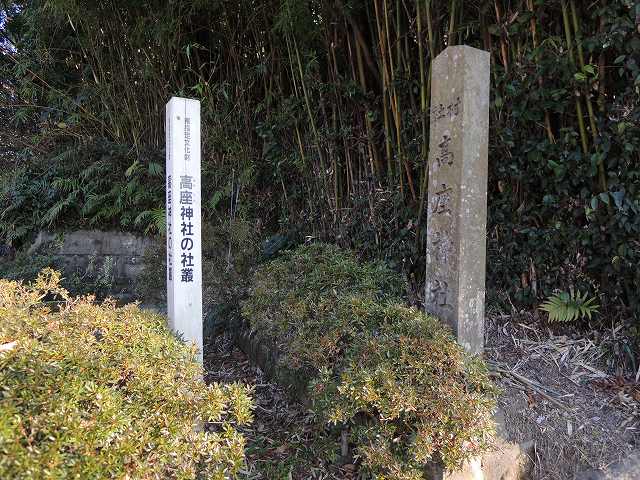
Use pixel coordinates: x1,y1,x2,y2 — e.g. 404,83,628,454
204,333,352,480
203,315,640,480
485,314,639,479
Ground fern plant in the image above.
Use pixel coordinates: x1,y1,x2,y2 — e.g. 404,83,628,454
134,208,166,234
539,289,599,322
0,139,166,245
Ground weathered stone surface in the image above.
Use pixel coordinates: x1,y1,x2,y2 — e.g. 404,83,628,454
425,45,490,355
0,243,16,262
28,230,155,293
577,453,640,480
426,407,533,480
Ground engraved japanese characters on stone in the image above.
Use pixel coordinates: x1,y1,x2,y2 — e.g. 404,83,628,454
430,231,453,264
435,134,454,168
431,97,461,124
431,183,453,215
427,279,453,310
424,46,490,356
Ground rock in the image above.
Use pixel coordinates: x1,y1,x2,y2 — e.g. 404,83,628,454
203,303,234,338
426,411,533,480
481,407,533,480
27,230,156,296
577,453,640,480
424,45,490,356
262,235,290,259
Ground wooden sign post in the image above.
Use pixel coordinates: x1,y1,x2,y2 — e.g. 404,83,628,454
166,97,203,363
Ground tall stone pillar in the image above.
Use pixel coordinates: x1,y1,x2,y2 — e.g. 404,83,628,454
425,46,490,355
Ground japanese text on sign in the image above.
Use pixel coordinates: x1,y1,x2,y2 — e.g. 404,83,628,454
435,134,454,168
179,174,195,283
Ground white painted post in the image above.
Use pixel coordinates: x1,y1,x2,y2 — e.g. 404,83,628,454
166,97,203,363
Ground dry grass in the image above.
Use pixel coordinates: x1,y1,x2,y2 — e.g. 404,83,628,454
200,306,640,479
486,313,639,479
204,333,352,480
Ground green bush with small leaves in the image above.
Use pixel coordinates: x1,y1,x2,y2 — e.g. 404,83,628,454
0,269,253,479
242,243,406,371
242,244,497,476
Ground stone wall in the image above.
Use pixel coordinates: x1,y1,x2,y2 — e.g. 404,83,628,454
29,230,156,299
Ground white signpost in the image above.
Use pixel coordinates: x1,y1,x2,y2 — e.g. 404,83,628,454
166,97,203,363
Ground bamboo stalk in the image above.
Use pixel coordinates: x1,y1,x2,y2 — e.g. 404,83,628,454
354,32,382,178
417,67,432,232
337,0,380,88
597,13,607,115
342,18,359,195
494,1,510,73
570,0,608,195
396,0,402,74
384,0,403,192
527,0,555,144
387,0,405,196
561,0,589,156
417,0,428,151
416,0,430,224
327,26,341,213
400,1,416,201
417,0,436,229
373,0,394,178
345,19,358,84
570,0,598,143
292,34,330,205
448,0,457,46
425,0,435,58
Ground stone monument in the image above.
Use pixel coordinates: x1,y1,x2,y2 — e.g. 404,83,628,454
425,46,490,355
166,97,203,362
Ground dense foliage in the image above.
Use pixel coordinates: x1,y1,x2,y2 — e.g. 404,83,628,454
243,243,406,369
0,140,166,242
0,269,253,479
1,1,639,319
242,244,497,476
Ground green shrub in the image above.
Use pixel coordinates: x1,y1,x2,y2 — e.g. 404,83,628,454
0,269,253,479
242,243,406,371
0,243,61,283
242,244,497,476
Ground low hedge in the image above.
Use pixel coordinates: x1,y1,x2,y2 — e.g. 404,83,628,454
0,269,253,479
242,244,497,478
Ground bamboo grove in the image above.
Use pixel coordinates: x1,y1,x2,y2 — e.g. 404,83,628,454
1,1,639,317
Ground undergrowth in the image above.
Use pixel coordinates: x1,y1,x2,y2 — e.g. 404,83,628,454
242,244,497,476
0,269,253,479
